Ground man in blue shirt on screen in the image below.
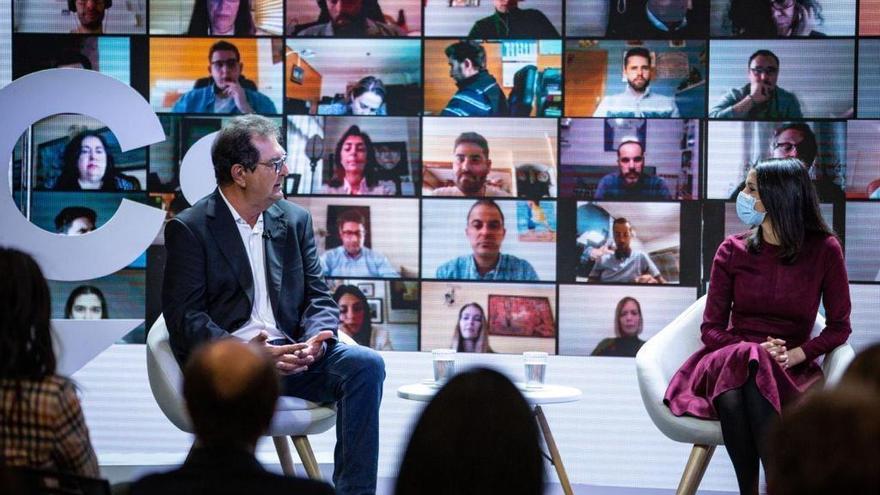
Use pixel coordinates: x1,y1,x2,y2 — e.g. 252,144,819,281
436,199,539,281
172,41,277,114
593,47,679,118
584,217,666,284
320,209,400,278
709,50,802,119
595,140,672,200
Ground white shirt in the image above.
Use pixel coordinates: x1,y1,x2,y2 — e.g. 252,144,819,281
218,189,286,342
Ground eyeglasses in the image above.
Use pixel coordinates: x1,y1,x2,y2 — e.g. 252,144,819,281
257,156,287,174
749,67,778,76
773,142,801,153
771,0,795,10
210,58,240,70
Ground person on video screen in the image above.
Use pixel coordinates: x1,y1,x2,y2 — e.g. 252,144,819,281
450,303,494,353
605,0,707,38
582,217,666,284
468,0,559,38
591,296,646,357
323,76,388,116
65,285,108,320
54,206,97,235
296,0,405,36
187,0,256,35
52,49,93,70
172,41,277,115
321,209,400,278
726,0,826,37
333,285,393,350
595,140,672,200
436,199,538,281
320,125,396,195
441,41,508,117
430,132,512,197
728,123,843,203
709,50,802,120
593,47,680,118
69,0,110,34
50,130,140,191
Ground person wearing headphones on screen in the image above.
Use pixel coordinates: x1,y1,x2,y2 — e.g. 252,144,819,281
468,0,559,38
69,0,109,34
709,50,803,119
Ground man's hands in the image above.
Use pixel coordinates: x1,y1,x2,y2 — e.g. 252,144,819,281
749,80,773,105
218,81,254,113
250,330,335,375
760,336,806,370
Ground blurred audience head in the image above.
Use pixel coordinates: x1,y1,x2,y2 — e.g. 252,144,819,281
183,339,279,450
766,386,880,495
0,248,56,380
839,343,880,395
394,367,544,495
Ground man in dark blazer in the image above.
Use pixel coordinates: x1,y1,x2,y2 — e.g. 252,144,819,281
131,340,335,495
162,115,385,495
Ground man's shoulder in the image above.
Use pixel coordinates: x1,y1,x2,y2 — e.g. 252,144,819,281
597,172,619,185
132,468,333,495
297,22,332,36
268,199,310,223
437,255,469,274
430,186,464,196
366,18,406,36
173,86,210,112
485,185,512,197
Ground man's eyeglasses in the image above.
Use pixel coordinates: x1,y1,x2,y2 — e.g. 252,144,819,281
771,0,795,10
257,156,287,174
749,67,778,76
210,59,240,70
773,142,801,153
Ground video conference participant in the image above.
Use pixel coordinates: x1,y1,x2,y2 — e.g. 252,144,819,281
595,140,672,200
451,302,493,353
332,285,393,350
436,199,539,281
55,206,97,235
70,0,110,34
582,217,666,284
590,296,646,357
187,0,256,35
593,47,680,118
172,41,277,114
50,130,140,191
665,158,851,495
130,340,334,495
162,115,385,495
468,0,559,38
709,50,803,119
605,0,707,38
441,41,509,117
728,123,844,203
323,76,388,116
320,125,397,195
297,0,405,36
65,285,108,319
320,209,400,278
0,249,99,478
726,0,826,37
430,132,512,197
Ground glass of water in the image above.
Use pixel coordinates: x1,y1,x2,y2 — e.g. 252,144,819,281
432,349,456,385
523,351,548,389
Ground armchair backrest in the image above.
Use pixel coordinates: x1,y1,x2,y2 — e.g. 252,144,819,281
508,65,537,117
145,314,193,433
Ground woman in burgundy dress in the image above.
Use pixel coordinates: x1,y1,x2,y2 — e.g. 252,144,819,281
664,158,851,495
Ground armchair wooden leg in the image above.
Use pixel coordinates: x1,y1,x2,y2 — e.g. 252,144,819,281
292,435,322,480
676,444,715,495
272,436,295,476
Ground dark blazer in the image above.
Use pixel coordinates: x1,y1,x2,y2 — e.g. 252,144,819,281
162,189,339,366
131,447,335,495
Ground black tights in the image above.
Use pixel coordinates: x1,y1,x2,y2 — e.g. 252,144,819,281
714,366,778,495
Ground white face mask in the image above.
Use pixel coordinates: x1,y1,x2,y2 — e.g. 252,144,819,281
736,190,766,227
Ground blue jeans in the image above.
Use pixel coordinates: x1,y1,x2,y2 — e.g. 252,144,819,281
278,341,385,495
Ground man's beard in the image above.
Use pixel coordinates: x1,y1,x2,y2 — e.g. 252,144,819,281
332,15,366,35
615,245,632,261
628,78,649,92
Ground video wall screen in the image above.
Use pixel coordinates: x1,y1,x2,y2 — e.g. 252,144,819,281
5,0,879,352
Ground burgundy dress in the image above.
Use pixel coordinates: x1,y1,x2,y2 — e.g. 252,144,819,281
664,233,851,419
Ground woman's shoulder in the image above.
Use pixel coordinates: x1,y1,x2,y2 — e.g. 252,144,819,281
2,375,78,403
806,232,843,257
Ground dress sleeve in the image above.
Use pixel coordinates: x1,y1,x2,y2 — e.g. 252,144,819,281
700,238,743,350
53,380,100,478
800,237,851,362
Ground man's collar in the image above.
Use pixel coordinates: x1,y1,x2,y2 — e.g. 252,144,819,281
624,84,651,99
343,248,364,261
457,70,486,89
646,4,687,32
218,187,264,231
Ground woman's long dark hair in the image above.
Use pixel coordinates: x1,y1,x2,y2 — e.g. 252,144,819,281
727,0,824,36
332,285,372,346
315,0,385,23
55,130,120,191
747,158,835,264
187,0,256,35
327,125,381,189
0,248,56,379
64,285,109,319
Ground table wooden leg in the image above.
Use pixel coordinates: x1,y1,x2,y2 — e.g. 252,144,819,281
534,405,574,495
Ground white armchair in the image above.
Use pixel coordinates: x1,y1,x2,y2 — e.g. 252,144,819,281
146,314,355,479
635,295,855,495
